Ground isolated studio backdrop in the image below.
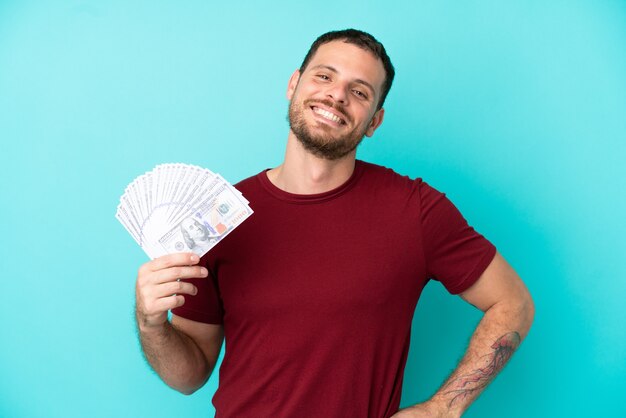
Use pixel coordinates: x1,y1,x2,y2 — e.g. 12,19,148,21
1,1,624,417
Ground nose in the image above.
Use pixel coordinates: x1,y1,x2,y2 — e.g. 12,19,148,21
326,82,349,105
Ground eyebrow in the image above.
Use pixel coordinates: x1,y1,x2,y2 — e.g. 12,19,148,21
310,64,376,96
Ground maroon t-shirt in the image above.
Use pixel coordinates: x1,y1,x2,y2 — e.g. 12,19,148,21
173,160,496,418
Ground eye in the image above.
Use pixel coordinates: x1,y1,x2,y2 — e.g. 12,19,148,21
316,74,330,81
353,89,368,99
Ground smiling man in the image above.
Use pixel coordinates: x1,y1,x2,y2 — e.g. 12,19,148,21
134,29,534,418
287,39,385,161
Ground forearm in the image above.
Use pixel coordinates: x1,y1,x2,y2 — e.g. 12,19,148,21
426,298,534,417
138,320,211,394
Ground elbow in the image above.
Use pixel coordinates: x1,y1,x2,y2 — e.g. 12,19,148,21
494,287,535,339
178,386,200,396
166,369,212,396
172,362,217,395
527,293,536,328
170,378,207,396
517,289,535,338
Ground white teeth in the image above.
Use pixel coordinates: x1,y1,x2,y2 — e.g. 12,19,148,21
313,107,342,124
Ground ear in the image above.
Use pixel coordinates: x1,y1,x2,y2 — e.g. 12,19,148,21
286,69,301,100
365,108,385,137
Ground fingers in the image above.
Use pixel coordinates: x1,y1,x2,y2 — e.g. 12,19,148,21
136,292,186,329
140,252,200,275
135,253,207,329
144,293,187,315
154,279,198,299
154,294,186,312
136,263,207,302
137,253,207,285
150,265,209,284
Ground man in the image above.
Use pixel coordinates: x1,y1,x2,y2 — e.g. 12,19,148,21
135,29,534,417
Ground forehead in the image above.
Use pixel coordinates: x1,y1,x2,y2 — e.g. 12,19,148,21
305,40,385,94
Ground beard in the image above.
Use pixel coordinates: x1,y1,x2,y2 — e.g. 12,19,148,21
288,97,369,161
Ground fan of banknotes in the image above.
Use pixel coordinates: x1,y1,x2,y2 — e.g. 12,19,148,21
116,163,253,259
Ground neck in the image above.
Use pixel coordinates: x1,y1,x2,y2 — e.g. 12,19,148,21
266,132,357,194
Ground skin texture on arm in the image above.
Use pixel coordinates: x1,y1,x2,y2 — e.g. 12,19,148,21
135,253,224,395
392,252,535,418
138,316,224,395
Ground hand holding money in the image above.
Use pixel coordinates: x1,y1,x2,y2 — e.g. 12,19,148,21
135,253,207,330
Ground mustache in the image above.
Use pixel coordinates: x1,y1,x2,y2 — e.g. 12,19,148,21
304,99,349,122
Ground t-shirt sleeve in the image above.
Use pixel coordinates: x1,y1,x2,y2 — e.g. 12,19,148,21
419,181,496,294
171,256,224,324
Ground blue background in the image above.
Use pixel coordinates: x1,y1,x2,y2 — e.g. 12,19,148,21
1,1,624,417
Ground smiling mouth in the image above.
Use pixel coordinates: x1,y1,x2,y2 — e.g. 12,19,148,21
311,106,346,125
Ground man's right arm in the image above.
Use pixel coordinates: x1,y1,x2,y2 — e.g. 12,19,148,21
135,253,224,395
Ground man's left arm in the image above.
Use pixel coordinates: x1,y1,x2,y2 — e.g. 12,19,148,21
392,251,535,418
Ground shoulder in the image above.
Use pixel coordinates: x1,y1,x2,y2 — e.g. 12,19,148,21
356,161,455,220
359,159,416,183
356,160,440,200
232,169,267,195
